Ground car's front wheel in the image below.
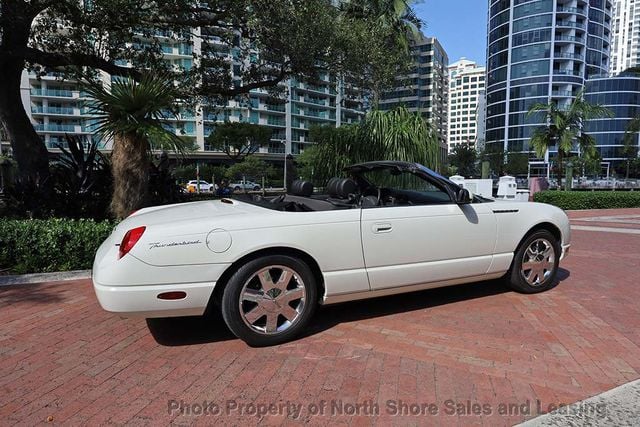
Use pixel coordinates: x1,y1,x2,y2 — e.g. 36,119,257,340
220,255,317,346
506,230,560,293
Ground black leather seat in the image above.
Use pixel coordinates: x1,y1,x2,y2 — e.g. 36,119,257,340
327,178,357,199
290,180,314,197
327,178,358,206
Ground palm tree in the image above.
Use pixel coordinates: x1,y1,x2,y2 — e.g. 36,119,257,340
527,89,611,189
83,73,184,219
342,0,421,44
623,121,640,179
304,106,439,184
362,107,439,169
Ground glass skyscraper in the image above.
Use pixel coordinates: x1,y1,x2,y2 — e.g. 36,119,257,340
584,73,640,167
486,0,613,161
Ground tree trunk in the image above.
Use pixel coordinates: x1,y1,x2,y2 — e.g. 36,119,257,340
557,151,564,190
626,160,630,180
0,59,51,184
110,133,150,219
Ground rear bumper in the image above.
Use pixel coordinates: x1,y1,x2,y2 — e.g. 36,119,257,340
93,281,215,318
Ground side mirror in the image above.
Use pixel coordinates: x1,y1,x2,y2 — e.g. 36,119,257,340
455,187,472,204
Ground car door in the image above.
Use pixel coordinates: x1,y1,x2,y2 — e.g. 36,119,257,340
360,173,497,291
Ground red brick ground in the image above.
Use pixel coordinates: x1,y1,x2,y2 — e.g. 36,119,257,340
1,209,639,426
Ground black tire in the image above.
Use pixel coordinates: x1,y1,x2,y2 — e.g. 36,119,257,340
506,230,561,294
220,255,317,346
234,186,241,192
253,186,260,191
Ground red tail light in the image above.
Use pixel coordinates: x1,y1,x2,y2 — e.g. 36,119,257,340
118,226,146,259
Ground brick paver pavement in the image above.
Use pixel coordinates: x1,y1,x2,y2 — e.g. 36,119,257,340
1,209,639,426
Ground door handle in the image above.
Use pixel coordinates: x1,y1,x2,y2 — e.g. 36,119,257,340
372,223,392,233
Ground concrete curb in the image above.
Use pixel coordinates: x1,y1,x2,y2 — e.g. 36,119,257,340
518,379,640,426
0,270,91,287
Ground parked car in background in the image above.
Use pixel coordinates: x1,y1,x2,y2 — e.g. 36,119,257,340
93,161,571,347
186,180,216,193
230,181,261,191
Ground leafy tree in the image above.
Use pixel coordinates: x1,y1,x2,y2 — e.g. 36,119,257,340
227,156,276,184
479,144,506,176
448,144,477,177
340,0,421,106
527,90,611,189
505,152,530,176
300,107,438,184
0,0,419,183
82,73,185,219
300,126,359,184
206,122,272,162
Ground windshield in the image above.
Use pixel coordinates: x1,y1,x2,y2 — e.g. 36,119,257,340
357,168,452,203
415,164,453,184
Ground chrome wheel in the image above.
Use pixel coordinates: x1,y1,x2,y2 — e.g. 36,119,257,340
239,265,306,335
521,238,555,286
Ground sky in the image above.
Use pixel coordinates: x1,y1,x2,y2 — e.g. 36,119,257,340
413,0,488,66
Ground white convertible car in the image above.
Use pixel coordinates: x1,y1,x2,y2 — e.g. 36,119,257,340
93,161,570,346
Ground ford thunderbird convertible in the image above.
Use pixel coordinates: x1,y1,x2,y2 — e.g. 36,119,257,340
93,161,570,346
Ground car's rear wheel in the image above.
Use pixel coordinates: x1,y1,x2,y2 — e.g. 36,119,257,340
506,230,560,293
220,255,317,346
253,186,260,191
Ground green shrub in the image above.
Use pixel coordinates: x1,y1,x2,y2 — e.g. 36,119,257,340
534,190,640,210
0,218,114,274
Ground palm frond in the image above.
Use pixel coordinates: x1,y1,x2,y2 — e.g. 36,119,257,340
81,73,186,155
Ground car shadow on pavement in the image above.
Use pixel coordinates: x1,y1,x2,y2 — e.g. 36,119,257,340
302,268,571,340
147,268,570,346
146,311,235,346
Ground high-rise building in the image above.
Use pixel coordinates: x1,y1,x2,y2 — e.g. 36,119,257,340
447,59,486,152
584,72,640,169
610,0,640,75
19,28,366,160
485,0,613,161
378,34,449,160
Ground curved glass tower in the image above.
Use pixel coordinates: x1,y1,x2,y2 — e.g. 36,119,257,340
585,73,640,171
485,0,613,160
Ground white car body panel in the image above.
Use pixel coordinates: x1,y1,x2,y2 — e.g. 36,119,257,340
361,203,497,290
93,164,571,320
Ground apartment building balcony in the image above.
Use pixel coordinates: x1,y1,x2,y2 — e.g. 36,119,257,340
31,106,78,116
33,124,92,133
554,52,584,60
551,90,575,97
554,35,585,44
556,6,587,16
295,97,330,107
553,69,582,76
556,21,586,29
265,117,286,127
30,89,76,98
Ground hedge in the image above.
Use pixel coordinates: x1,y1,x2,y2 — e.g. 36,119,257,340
0,219,115,275
533,190,640,210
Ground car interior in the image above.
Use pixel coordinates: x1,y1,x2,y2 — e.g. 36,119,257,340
237,174,456,212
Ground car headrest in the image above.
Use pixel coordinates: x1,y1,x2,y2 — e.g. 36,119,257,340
328,178,358,199
290,180,313,197
325,177,340,195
